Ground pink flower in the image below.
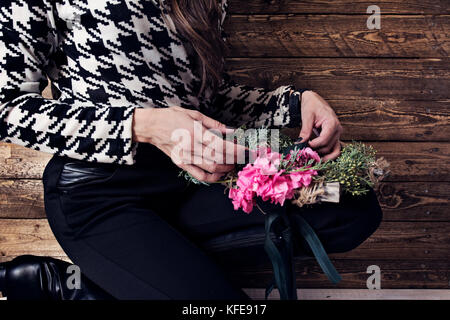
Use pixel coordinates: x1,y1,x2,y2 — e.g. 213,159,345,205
253,155,280,175
228,146,320,214
288,169,318,189
296,147,320,165
229,188,255,213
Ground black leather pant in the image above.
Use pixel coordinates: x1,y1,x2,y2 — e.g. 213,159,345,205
42,143,383,300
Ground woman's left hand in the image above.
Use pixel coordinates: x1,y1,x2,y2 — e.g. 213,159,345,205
297,90,343,161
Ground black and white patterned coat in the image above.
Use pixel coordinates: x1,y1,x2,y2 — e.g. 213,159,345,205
0,0,301,165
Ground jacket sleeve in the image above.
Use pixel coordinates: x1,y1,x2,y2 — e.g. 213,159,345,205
211,0,306,129
210,72,303,128
0,0,139,165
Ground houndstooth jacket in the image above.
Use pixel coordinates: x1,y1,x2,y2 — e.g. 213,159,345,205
0,0,302,165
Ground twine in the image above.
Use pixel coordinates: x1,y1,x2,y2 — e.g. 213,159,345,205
291,180,326,208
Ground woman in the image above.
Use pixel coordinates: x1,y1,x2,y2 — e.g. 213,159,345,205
0,0,382,300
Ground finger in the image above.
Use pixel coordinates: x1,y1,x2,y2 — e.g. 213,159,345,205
316,134,339,155
298,109,314,143
308,120,338,149
196,159,234,174
201,145,236,170
322,140,342,162
188,110,232,135
179,163,223,183
190,151,234,173
200,129,247,165
186,143,234,173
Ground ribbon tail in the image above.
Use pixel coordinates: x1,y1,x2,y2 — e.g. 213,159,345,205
292,213,342,284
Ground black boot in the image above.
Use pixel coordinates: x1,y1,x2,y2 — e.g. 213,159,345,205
0,255,114,300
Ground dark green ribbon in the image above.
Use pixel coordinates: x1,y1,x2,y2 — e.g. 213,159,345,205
263,206,341,300
263,212,297,300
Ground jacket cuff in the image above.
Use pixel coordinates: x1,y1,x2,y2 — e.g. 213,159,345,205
286,88,310,128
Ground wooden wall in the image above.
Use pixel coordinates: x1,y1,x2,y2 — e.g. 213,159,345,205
1,0,449,292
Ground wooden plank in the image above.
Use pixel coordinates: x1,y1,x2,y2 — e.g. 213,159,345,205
228,0,450,14
229,260,450,289
333,100,450,142
376,182,450,221
244,289,450,300
0,143,51,179
0,219,66,259
225,15,450,58
0,180,448,221
369,142,449,182
0,255,71,264
225,58,450,100
0,180,44,219
280,99,450,141
338,221,450,260
0,220,449,261
1,141,449,180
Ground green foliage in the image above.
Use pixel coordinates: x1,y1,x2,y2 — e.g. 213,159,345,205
320,141,377,196
178,170,210,186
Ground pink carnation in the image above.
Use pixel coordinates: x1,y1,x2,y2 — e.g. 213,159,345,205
228,146,320,214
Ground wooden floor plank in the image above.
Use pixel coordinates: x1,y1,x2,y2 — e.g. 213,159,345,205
331,100,450,141
0,219,66,258
225,58,450,101
228,0,450,14
376,182,450,221
225,15,450,57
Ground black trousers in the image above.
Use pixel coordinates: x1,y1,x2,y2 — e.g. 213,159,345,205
42,143,383,300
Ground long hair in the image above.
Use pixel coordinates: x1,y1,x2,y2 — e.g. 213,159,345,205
158,0,229,98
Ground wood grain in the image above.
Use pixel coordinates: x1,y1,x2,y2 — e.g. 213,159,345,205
230,260,450,289
376,182,450,221
338,221,450,260
0,143,51,179
0,180,44,219
332,100,450,141
228,0,450,14
0,219,66,259
0,180,448,222
225,58,450,100
225,15,450,58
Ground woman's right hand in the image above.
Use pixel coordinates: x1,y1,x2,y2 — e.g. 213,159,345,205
132,106,243,183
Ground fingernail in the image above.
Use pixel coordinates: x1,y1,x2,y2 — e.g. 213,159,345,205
224,126,236,134
294,137,303,144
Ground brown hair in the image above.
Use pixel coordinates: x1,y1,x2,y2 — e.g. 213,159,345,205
158,0,229,98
